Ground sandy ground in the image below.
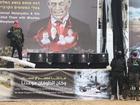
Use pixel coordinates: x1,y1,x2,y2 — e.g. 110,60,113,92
0,100,140,105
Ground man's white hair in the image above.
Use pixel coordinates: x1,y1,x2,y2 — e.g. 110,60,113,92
48,0,72,8
48,0,71,4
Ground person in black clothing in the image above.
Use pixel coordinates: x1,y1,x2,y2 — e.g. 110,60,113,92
127,50,140,101
7,20,24,59
110,51,127,100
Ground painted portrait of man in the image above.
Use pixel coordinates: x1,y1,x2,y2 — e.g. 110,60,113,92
27,0,96,53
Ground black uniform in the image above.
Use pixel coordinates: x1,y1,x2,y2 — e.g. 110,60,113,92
110,56,126,98
7,27,24,59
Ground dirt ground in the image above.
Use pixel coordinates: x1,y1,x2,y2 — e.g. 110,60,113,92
0,100,140,105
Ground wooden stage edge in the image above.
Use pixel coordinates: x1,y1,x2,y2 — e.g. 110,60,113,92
0,100,140,105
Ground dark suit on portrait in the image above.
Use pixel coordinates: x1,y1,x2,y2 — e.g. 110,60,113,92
27,16,94,53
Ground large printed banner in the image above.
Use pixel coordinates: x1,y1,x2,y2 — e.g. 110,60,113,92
0,0,97,55
0,69,110,100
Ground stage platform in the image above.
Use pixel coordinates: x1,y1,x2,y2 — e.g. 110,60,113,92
0,100,140,105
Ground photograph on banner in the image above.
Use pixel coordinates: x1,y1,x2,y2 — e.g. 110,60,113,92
0,0,97,56
129,0,140,51
74,70,110,99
